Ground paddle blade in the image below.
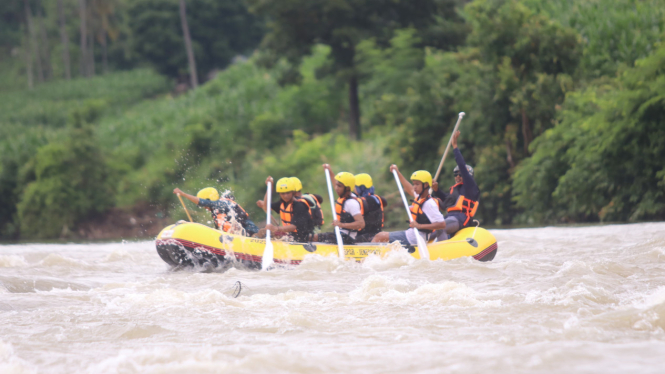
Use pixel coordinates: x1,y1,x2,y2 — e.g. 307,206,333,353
261,237,274,270
414,228,430,260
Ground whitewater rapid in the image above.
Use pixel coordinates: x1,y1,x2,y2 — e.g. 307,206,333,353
1,222,665,373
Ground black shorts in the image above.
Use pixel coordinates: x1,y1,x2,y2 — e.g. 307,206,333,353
317,232,356,245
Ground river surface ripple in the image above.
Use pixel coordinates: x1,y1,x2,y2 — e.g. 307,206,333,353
1,223,665,373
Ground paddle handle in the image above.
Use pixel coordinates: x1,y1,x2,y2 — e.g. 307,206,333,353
177,194,193,222
434,112,465,182
325,170,345,258
392,170,430,260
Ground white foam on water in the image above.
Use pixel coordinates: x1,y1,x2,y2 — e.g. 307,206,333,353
0,340,36,374
2,222,665,373
0,255,28,268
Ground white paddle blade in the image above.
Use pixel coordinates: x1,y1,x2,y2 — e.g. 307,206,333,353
261,240,274,270
414,228,430,260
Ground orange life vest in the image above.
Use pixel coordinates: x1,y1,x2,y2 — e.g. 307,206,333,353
215,198,249,232
335,195,364,225
280,198,311,233
410,194,440,234
446,183,479,226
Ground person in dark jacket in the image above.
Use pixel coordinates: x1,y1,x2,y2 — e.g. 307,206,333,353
432,131,480,237
354,173,388,242
173,187,258,236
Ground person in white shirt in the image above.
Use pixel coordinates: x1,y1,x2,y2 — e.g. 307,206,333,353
372,165,447,246
312,164,365,244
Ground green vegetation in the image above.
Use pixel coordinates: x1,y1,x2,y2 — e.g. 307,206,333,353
1,0,664,239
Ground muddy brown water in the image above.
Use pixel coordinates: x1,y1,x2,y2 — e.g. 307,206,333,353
1,223,665,373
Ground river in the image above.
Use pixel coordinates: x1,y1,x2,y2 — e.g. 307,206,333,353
1,222,665,373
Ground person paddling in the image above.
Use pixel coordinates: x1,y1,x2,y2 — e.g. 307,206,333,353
256,177,314,242
371,167,446,246
173,187,258,236
290,177,325,229
312,164,365,245
354,173,387,242
432,130,480,236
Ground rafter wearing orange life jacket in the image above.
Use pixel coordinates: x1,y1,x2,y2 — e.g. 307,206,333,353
445,183,479,226
336,194,364,237
279,198,312,234
215,198,250,232
410,193,441,235
358,194,387,236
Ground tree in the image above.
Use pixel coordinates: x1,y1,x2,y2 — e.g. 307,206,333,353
58,0,71,79
128,0,264,82
179,0,197,88
16,103,115,238
79,0,88,77
513,44,665,223
247,0,456,140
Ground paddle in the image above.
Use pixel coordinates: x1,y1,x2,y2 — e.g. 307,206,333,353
392,169,430,260
261,182,274,270
324,170,345,259
176,193,193,222
433,112,466,183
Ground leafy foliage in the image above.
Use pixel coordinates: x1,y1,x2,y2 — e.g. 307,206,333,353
17,108,115,238
513,45,665,222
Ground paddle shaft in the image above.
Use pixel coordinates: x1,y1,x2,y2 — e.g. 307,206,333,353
177,194,193,222
261,182,274,270
392,170,430,260
325,170,345,258
434,112,466,182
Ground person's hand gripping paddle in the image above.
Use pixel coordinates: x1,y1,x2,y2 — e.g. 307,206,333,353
261,181,274,270
392,169,430,260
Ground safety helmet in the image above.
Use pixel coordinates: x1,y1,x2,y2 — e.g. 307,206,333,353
453,165,474,176
276,177,294,193
196,187,219,201
354,173,373,188
410,170,432,187
335,172,355,190
290,177,303,192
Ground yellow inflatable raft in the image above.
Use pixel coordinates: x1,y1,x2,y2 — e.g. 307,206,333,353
155,222,498,269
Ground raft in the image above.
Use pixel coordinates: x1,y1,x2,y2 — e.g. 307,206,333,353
155,222,498,269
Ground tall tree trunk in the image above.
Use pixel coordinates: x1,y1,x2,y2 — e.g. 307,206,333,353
101,29,108,74
58,0,71,80
179,0,198,89
521,108,533,155
348,74,361,140
24,32,34,90
79,0,88,77
37,2,52,81
88,30,95,76
24,0,44,84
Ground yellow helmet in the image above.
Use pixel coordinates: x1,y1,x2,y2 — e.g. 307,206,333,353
354,173,373,188
196,187,219,201
275,177,294,193
335,172,355,190
290,177,303,192
410,170,432,187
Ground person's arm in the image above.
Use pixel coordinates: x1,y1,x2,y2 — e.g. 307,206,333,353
256,176,273,212
409,199,446,231
266,223,297,233
452,131,480,200
390,164,414,197
173,188,199,205
431,182,449,200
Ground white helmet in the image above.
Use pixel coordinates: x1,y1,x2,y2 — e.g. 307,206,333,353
453,165,474,177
